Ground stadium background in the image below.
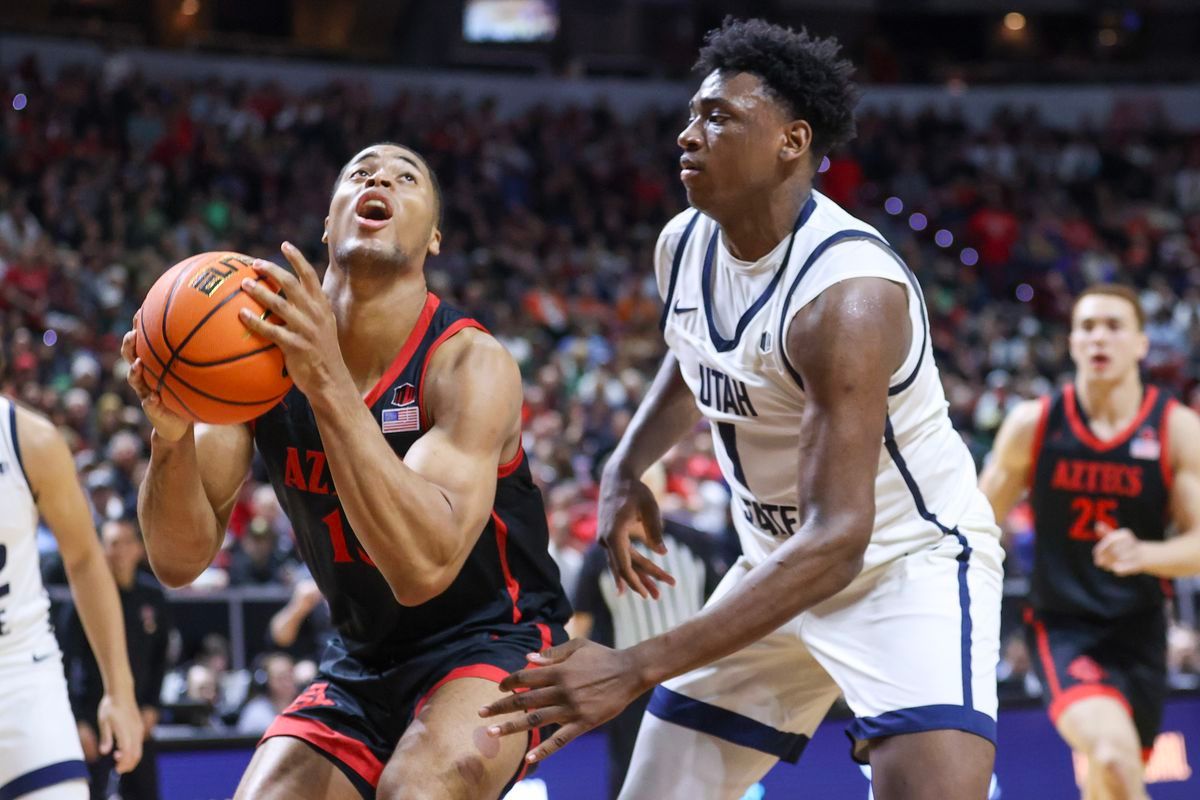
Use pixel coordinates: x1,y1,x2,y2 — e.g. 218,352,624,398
2,0,1200,796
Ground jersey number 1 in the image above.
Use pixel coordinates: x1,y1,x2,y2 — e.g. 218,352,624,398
322,509,377,567
1069,497,1118,541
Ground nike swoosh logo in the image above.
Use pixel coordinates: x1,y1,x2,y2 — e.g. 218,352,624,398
32,653,54,663
673,303,698,314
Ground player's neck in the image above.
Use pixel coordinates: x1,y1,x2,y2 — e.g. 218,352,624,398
1074,372,1144,428
324,267,429,394
715,183,812,262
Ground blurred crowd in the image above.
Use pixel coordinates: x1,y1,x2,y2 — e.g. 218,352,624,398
3,53,1200,726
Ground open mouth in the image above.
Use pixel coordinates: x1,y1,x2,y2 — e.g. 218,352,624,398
355,192,393,227
1090,354,1111,368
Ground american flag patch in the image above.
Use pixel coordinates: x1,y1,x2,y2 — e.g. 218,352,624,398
1130,433,1160,461
381,406,420,433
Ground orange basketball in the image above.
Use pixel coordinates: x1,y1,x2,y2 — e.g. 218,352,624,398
135,251,293,424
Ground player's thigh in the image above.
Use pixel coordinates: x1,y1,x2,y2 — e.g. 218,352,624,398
377,676,529,800
620,584,839,799
1056,696,1143,760
619,712,781,800
18,781,89,800
0,662,88,793
804,532,1002,761
235,736,362,800
868,729,995,800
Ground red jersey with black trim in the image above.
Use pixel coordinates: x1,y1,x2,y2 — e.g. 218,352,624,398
1028,383,1176,619
252,292,570,664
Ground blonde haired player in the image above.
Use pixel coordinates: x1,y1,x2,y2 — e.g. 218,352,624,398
0,368,143,797
980,285,1200,800
483,18,1003,799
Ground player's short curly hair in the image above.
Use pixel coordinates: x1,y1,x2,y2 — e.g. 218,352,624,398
695,17,859,157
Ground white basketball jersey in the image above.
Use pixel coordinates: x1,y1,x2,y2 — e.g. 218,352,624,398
657,191,999,570
0,398,60,666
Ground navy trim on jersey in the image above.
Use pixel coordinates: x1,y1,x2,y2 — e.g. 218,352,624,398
883,416,975,711
776,231,928,395
883,247,930,397
715,421,749,491
846,705,996,757
7,402,29,490
0,760,88,800
648,686,810,763
701,194,817,353
660,211,702,332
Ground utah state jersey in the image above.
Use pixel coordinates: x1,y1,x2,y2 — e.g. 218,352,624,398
1029,383,1176,619
253,293,570,665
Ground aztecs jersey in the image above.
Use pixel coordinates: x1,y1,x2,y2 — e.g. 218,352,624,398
656,191,999,571
1029,384,1175,619
253,293,570,665
0,397,61,667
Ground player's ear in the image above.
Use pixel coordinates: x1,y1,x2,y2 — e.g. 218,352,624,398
322,216,329,245
1136,329,1150,361
780,119,813,165
427,227,442,257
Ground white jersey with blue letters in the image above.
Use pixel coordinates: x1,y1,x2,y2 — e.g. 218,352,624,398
620,191,1003,799
656,190,998,570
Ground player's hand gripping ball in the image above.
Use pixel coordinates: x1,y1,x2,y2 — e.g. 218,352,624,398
134,252,293,424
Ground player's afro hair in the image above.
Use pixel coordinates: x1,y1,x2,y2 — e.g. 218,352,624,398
695,17,859,156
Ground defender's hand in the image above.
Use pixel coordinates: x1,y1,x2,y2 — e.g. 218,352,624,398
97,692,144,774
479,639,646,764
122,323,192,442
596,469,675,598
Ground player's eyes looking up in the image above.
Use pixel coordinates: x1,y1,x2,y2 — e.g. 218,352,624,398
348,166,417,185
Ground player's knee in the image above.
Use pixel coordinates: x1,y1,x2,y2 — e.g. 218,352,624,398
379,752,491,800
1088,741,1143,799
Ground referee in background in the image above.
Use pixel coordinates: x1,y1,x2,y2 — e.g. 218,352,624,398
61,516,171,800
570,463,726,799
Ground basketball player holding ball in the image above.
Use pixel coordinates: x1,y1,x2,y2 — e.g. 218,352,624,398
123,143,570,800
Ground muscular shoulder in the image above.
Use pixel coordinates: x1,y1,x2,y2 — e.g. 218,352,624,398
423,327,522,425
1167,401,1200,472
786,277,909,384
1003,398,1047,439
654,209,702,298
12,404,72,491
12,402,61,455
992,398,1047,467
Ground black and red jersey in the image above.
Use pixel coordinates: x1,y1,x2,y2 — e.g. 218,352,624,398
252,292,570,665
1028,383,1176,620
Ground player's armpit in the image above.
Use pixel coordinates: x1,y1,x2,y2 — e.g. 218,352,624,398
979,398,1046,524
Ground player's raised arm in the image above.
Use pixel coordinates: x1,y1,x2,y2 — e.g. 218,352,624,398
123,330,254,588
1095,403,1200,578
481,277,909,762
15,407,145,773
978,398,1046,522
596,351,700,598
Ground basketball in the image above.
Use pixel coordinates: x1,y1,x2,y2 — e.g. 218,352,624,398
134,251,293,425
